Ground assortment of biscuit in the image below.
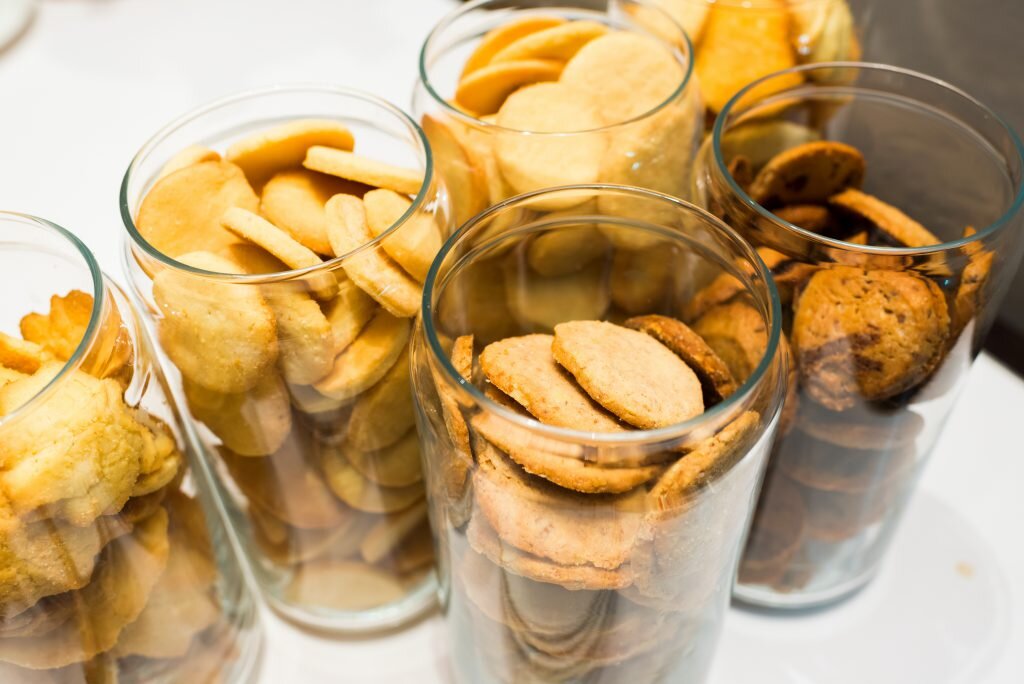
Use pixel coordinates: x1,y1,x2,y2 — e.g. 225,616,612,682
429,288,772,680
649,0,859,116
132,118,442,612
0,292,231,681
424,15,700,228
709,137,992,591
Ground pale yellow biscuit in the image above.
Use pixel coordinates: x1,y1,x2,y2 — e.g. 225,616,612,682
363,188,443,282
19,289,93,362
650,0,710,43
183,371,291,457
225,118,355,190
283,560,406,611
525,218,609,278
346,350,415,452
462,15,567,77
314,309,411,401
480,333,624,432
323,277,378,355
492,20,608,63
0,332,51,375
359,499,429,564
136,160,257,258
560,31,684,125
0,367,27,391
421,114,490,228
505,257,610,331
552,320,704,429
157,145,221,180
130,412,185,497
152,250,278,393
455,58,565,116
305,146,424,196
321,447,424,514
347,430,423,488
324,194,422,317
494,82,605,198
260,168,371,255
287,382,350,415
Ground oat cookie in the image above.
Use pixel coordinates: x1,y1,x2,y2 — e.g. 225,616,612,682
260,168,370,255
480,334,624,433
324,194,422,318
304,146,424,196
829,188,941,248
225,118,355,190
183,371,291,457
314,310,410,401
625,315,738,404
692,300,768,383
792,266,950,409
749,141,866,207
152,250,278,393
552,321,704,429
135,160,257,258
363,188,442,282
461,16,567,77
455,59,564,115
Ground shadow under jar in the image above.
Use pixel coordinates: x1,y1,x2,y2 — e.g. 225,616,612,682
120,86,450,632
413,0,703,231
697,63,1024,608
0,213,259,683
410,186,788,683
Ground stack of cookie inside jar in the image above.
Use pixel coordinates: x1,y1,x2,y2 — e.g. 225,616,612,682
120,87,449,630
699,64,1024,607
411,186,789,683
0,213,258,683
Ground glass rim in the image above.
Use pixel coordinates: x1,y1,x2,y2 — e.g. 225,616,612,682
712,61,1024,256
119,83,435,283
689,0,830,8
0,211,105,427
416,0,696,137
421,184,784,447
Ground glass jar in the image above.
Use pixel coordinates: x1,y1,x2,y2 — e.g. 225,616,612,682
697,63,1024,608
413,0,703,230
650,0,861,121
0,212,259,683
411,186,787,683
120,86,449,631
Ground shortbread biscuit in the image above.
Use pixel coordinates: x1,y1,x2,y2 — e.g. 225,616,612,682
260,168,371,255
793,267,950,409
324,194,422,318
692,300,768,383
225,118,355,190
473,441,643,570
694,1,801,113
421,114,489,227
0,333,50,375
346,350,414,452
505,258,610,331
321,446,424,514
19,290,93,362
829,188,941,248
494,82,605,197
359,500,428,564
183,371,291,457
455,59,564,115
749,141,866,207
136,160,257,258
552,321,704,429
284,561,406,611
461,15,567,77
157,145,221,181
625,315,738,404
609,245,676,314
323,277,378,355
347,430,423,488
314,310,410,401
526,223,609,278
560,31,684,125
304,147,424,196
491,20,608,63
438,258,519,346
480,334,624,432
363,188,442,282
152,251,278,393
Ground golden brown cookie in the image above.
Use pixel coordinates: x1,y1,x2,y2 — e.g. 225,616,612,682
346,350,414,452
323,277,378,355
313,310,410,401
953,226,993,336
727,155,754,189
455,59,565,116
183,371,291,457
552,321,704,429
362,188,442,282
772,204,834,233
18,290,93,362
0,333,51,376
792,266,950,410
157,144,221,180
491,20,608,63
135,160,257,258
461,16,567,77
749,141,866,207
829,188,941,248
479,334,624,433
691,300,768,383
625,315,738,404
304,146,424,196
225,118,355,190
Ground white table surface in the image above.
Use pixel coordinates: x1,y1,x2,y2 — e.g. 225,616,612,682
1,1,1021,682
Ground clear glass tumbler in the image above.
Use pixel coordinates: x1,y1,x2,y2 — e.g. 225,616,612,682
0,212,259,683
413,0,703,229
696,63,1024,608
411,186,787,683
120,86,449,631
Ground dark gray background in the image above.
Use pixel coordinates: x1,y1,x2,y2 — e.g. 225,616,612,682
850,0,1024,372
